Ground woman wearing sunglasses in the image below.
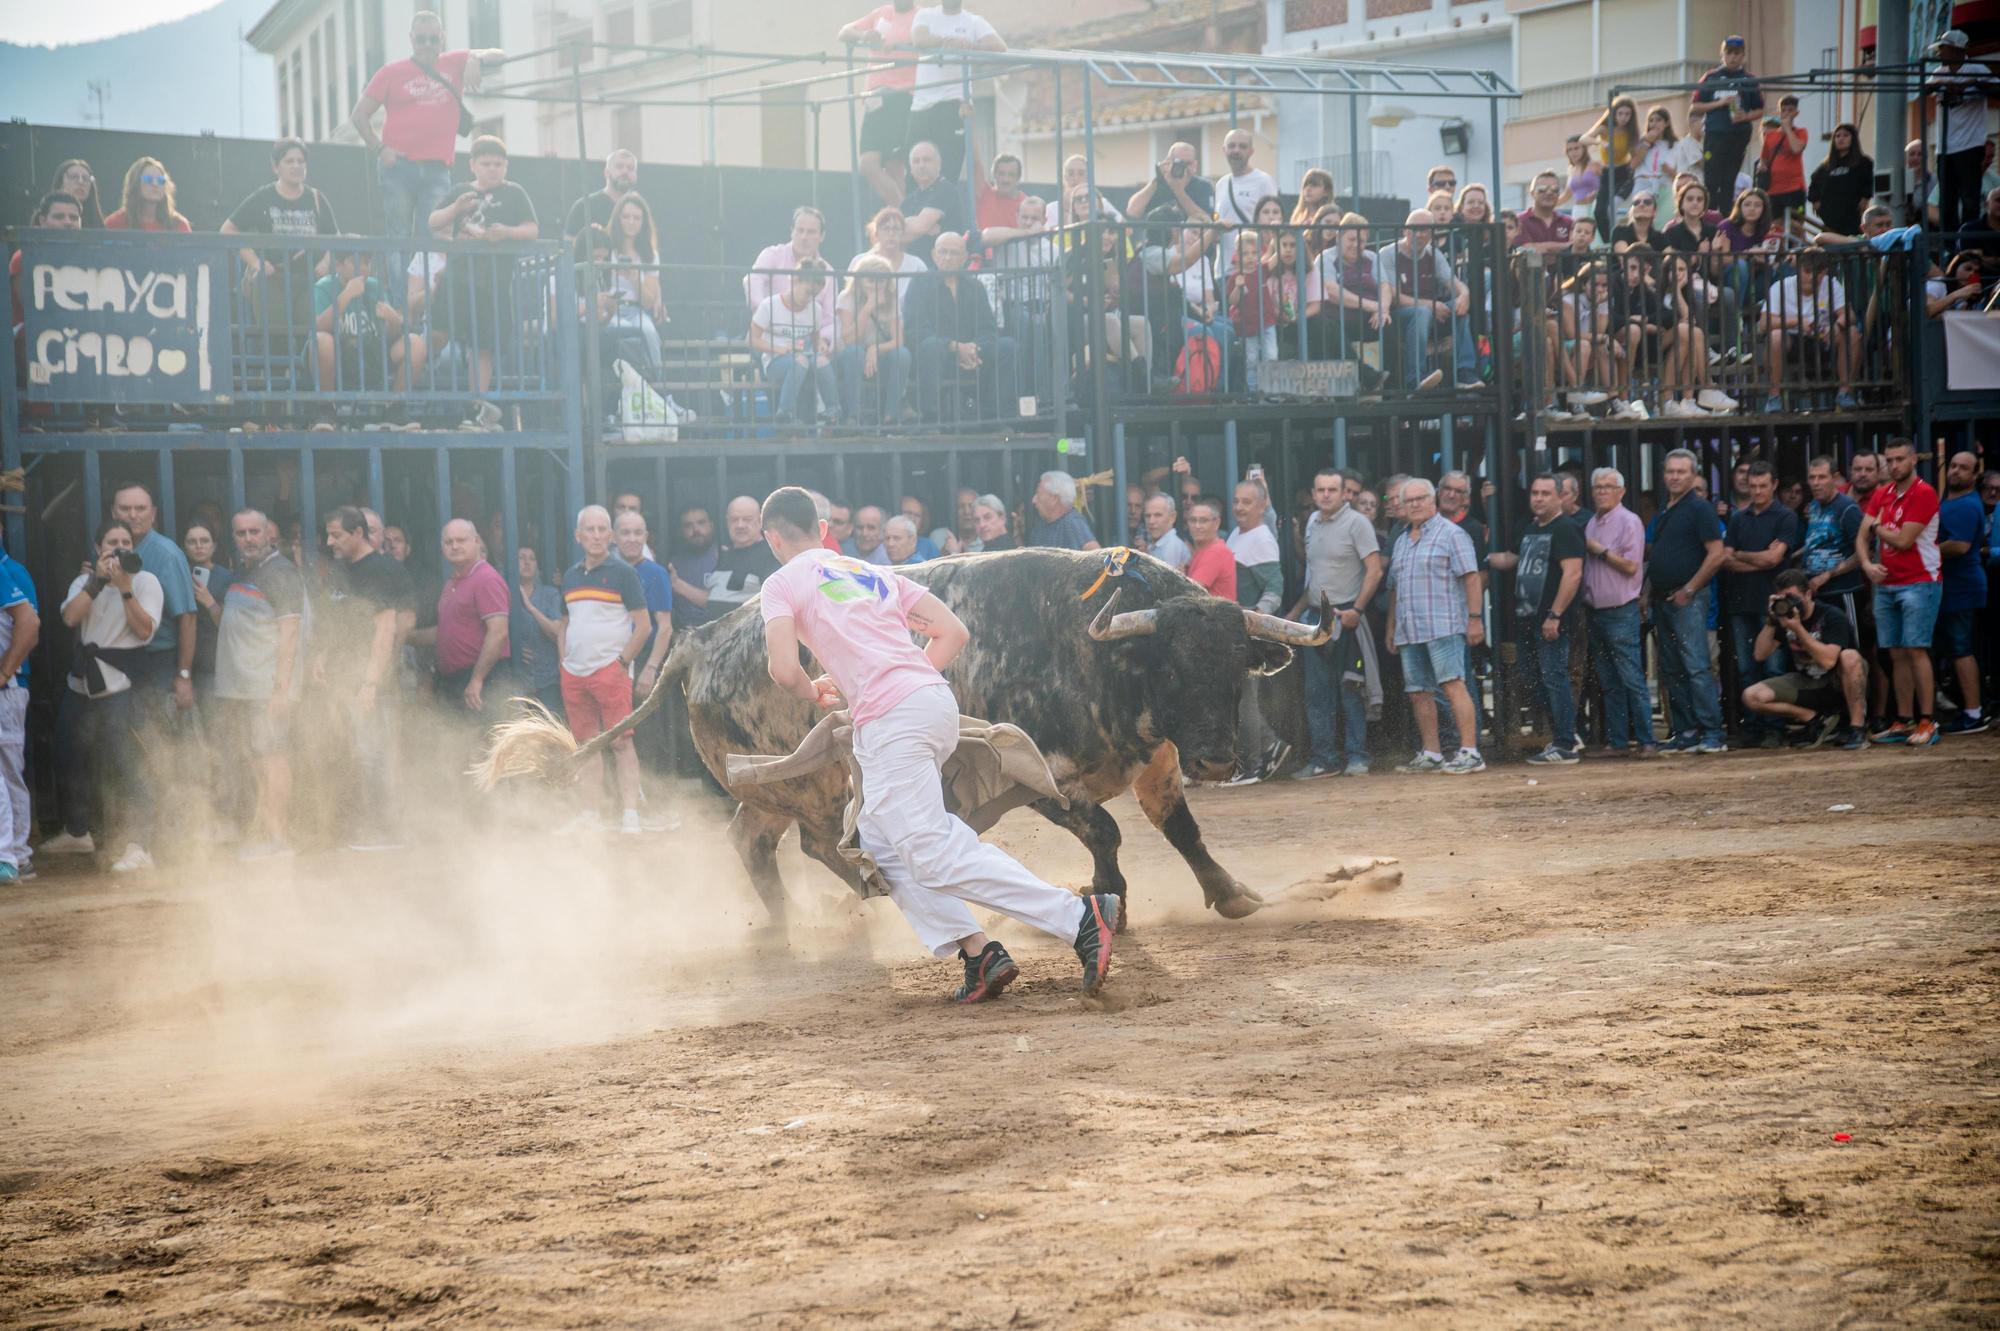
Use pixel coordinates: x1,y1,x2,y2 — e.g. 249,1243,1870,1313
103,158,191,233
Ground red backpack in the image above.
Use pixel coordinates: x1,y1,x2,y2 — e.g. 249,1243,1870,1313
1175,334,1221,394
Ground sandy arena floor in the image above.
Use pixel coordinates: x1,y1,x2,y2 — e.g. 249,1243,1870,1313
1,741,1996,1329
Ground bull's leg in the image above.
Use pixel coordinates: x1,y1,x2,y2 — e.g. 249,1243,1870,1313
1133,742,1264,919
1031,797,1128,911
727,802,795,927
797,818,871,896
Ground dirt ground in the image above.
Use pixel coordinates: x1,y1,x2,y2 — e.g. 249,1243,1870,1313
2,740,1997,1329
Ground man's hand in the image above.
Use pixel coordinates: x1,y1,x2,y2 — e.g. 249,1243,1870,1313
1337,608,1360,631
864,345,879,379
1541,616,1561,642
1453,289,1471,317
463,677,485,712
343,274,369,303
379,145,401,168
1172,455,1192,476
1807,570,1830,593
174,675,194,710
810,674,842,709
1467,617,1486,648
954,341,981,370
1670,586,1694,608
636,662,659,696
1383,622,1397,653
1862,560,1887,585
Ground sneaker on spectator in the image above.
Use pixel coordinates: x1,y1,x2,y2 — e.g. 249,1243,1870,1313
1907,718,1940,747
1834,389,1859,410
1219,768,1265,787
471,400,504,429
1694,738,1729,754
1455,376,1485,390
1868,720,1910,745
1568,389,1609,408
1441,750,1486,774
39,831,94,855
1342,758,1370,778
0,863,17,886
1607,398,1648,422
1696,387,1739,413
1543,405,1579,423
110,843,155,874
1794,714,1841,749
1524,744,1579,765
1657,735,1696,755
1396,752,1444,774
1762,393,1783,413
1418,368,1445,391
1626,398,1651,421
1835,725,1868,750
1939,712,1990,735
620,808,644,835
1290,762,1340,780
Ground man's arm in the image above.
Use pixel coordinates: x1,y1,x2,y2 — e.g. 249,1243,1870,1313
1752,618,1781,664
1354,549,1385,615
0,602,39,683
764,615,821,703
469,614,508,690
350,93,384,152
1683,536,1729,598
1550,557,1584,618
668,566,711,609
359,606,397,709
1726,536,1791,572
904,591,971,672
1877,518,1925,552
642,612,673,672
271,616,300,705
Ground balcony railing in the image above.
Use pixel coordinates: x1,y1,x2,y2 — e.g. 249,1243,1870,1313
1515,59,1708,121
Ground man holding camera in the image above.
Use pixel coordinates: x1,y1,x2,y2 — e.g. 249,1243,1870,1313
1741,570,1868,750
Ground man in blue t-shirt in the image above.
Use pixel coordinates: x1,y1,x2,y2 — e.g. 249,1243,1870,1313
1026,471,1100,550
1647,448,1729,753
0,541,41,883
1801,454,1866,647
1937,450,1990,735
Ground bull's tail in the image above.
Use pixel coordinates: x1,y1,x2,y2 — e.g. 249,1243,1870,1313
471,636,695,791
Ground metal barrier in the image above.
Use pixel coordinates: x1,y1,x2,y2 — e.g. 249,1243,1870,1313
572,249,1070,443
1514,242,1910,425
1056,218,1510,411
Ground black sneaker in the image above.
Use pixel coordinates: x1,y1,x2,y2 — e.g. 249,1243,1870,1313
1073,893,1121,996
952,941,1019,1004
1794,715,1840,749
1835,725,1867,750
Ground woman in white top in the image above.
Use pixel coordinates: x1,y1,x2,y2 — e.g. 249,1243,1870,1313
847,207,929,308
606,194,668,376
1043,155,1124,230
836,254,912,424
55,520,164,873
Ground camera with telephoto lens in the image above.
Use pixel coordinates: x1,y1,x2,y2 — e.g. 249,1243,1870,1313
115,549,144,576
1767,592,1799,628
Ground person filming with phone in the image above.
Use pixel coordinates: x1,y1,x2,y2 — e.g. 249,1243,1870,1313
50,522,165,873
1740,569,1868,750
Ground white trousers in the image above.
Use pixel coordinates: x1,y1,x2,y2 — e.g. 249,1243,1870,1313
0,687,28,871
853,683,1086,959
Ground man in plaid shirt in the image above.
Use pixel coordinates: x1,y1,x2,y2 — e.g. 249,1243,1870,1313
1383,478,1486,774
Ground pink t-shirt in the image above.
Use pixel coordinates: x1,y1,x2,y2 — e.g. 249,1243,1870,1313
855,5,919,93
363,50,473,164
759,549,939,726
435,558,511,675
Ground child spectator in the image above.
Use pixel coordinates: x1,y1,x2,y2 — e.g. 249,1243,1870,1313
1226,231,1279,383
1758,96,1808,220
313,247,426,391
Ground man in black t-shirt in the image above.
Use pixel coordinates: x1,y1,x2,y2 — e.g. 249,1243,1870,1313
1489,474,1586,762
427,136,539,393
323,505,416,850
220,137,341,325
704,496,782,613
563,148,639,239
1688,35,1763,212
1742,569,1867,749
1721,460,1799,745
900,140,968,266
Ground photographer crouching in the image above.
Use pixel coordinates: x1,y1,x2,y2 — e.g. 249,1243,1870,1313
1740,569,1869,751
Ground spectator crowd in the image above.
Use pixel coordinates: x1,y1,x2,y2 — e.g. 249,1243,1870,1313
14,20,1999,435
6,433,1993,885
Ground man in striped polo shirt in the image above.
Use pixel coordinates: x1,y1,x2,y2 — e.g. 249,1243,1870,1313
559,505,651,834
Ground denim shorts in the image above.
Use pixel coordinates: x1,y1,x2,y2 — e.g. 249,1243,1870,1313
1873,581,1942,649
1936,608,1978,659
1399,634,1468,691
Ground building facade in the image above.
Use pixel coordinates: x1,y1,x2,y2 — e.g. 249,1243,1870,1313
1264,0,1514,210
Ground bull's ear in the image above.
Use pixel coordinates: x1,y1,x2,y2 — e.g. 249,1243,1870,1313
1247,640,1293,677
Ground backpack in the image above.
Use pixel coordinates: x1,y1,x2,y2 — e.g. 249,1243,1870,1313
1175,334,1221,394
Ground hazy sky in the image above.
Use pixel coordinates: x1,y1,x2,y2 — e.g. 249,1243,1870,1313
1,0,227,48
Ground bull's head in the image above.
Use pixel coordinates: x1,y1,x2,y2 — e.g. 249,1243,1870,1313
1086,588,1331,780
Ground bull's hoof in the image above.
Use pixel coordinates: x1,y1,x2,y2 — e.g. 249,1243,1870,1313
1205,882,1266,919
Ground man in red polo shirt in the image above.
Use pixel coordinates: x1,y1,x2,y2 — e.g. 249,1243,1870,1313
1184,495,1237,599
1513,171,1575,252
415,518,510,717
1857,438,1943,746
350,9,506,239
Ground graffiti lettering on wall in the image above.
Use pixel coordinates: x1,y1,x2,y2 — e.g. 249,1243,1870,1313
21,246,228,403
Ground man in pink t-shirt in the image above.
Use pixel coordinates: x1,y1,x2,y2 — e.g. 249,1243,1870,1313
351,9,506,237
418,518,511,716
756,487,1118,1003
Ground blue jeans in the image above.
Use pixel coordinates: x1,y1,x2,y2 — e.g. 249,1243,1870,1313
1391,302,1478,388
1873,581,1942,649
835,344,910,421
1652,596,1725,746
1588,601,1652,750
1521,622,1578,750
1728,612,1787,738
765,352,838,422
1301,637,1369,768
378,157,453,237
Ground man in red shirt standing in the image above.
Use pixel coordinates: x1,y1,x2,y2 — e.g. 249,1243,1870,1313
1857,438,1943,746
350,10,506,239
1183,496,1237,600
1760,95,1809,223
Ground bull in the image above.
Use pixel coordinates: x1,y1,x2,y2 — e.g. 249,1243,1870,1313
479,547,1328,924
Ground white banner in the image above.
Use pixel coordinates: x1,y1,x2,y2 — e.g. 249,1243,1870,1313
1943,311,2000,392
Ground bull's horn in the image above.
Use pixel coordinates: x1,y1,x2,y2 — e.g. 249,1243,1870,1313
1242,599,1333,647
1086,589,1159,642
